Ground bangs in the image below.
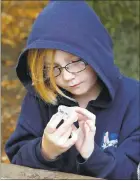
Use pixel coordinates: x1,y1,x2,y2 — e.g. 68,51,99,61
27,49,76,105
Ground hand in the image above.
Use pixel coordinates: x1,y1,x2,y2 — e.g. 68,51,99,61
41,109,80,160
73,107,96,159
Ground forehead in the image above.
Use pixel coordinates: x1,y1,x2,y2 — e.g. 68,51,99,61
54,50,79,63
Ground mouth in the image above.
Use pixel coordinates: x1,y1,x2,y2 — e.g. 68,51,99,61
69,82,82,88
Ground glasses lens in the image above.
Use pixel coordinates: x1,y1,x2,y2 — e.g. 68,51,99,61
43,67,61,79
53,67,61,77
45,60,87,78
66,61,86,73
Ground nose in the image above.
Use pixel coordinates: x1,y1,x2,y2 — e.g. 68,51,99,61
62,69,75,81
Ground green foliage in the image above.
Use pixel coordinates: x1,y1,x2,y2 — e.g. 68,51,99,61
87,0,139,80
2,0,139,80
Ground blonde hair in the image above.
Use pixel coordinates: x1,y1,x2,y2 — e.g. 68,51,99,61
27,49,75,105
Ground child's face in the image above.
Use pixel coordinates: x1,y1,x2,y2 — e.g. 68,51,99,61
53,50,98,96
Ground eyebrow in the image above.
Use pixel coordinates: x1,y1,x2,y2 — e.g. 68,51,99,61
54,55,79,66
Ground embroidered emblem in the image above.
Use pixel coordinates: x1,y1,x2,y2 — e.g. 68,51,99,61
101,131,118,150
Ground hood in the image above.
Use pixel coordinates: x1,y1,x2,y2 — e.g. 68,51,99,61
16,1,121,107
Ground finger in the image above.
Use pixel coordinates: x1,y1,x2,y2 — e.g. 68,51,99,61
71,124,84,140
75,107,96,120
84,121,95,141
58,126,72,145
74,107,96,123
78,120,85,129
63,128,80,148
71,124,77,131
84,122,90,135
82,123,95,157
54,112,78,137
45,112,64,133
84,122,94,141
86,119,96,132
71,124,84,139
70,106,88,121
77,113,88,121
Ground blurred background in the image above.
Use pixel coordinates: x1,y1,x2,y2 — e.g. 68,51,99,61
1,0,139,163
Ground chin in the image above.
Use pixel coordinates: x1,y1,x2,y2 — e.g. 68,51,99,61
70,88,88,96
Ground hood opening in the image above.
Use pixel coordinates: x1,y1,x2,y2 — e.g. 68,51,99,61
16,1,121,107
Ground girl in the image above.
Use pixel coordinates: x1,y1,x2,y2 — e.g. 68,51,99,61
5,1,140,179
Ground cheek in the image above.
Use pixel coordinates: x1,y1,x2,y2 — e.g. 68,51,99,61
55,78,60,85
85,67,97,81
91,71,97,80
55,77,62,86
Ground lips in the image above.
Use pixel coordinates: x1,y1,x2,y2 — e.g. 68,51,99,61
69,82,81,87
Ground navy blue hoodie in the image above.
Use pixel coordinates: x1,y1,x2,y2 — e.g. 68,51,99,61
5,1,140,179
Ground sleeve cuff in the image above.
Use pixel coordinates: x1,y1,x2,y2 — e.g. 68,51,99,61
77,154,86,163
76,142,115,177
35,138,63,169
76,142,99,165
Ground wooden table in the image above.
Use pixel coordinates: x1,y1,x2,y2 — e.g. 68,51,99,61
1,163,101,180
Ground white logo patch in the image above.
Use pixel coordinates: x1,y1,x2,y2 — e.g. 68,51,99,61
102,131,118,150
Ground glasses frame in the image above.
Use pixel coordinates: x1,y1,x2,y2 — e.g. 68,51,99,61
28,59,88,83
52,59,88,77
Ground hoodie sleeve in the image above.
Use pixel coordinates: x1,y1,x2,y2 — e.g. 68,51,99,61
76,89,140,179
5,92,64,170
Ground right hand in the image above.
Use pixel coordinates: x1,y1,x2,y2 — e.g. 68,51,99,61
41,110,79,160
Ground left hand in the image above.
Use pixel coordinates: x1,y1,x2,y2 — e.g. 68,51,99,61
72,107,96,159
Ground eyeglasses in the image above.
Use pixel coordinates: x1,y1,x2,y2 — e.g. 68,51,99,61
45,59,88,78
29,59,88,83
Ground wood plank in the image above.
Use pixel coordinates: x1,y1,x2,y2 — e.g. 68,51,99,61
1,163,101,180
